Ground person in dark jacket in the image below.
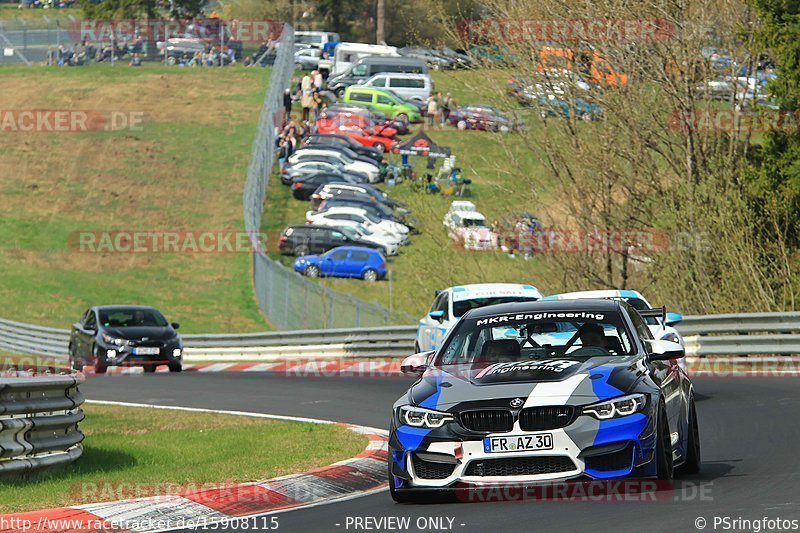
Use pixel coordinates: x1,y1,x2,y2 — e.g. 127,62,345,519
283,88,293,127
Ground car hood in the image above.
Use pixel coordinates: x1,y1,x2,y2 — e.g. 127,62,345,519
407,356,645,408
103,326,177,341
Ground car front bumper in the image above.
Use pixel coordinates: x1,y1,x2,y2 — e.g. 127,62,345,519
389,410,656,489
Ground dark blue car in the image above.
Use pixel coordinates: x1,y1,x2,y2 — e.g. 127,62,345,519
293,246,387,281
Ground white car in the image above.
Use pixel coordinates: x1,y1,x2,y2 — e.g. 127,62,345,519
416,283,543,352
443,202,499,251
541,289,686,368
287,149,380,183
357,73,433,101
335,225,400,256
306,206,409,242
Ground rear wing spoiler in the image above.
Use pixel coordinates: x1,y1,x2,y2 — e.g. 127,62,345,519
638,306,666,322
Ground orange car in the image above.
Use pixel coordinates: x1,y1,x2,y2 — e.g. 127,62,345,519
537,46,628,87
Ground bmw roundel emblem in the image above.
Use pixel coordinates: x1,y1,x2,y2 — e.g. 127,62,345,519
509,398,524,408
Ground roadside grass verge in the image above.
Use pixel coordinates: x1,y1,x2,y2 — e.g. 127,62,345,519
0,402,366,513
0,64,273,332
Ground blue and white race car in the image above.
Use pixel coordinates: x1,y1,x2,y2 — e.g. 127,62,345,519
542,290,684,346
390,299,699,502
416,283,543,352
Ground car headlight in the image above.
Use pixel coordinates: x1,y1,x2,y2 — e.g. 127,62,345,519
661,332,681,344
101,334,130,346
582,394,647,420
400,406,454,428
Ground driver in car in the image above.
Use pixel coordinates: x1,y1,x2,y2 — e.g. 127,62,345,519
577,323,623,354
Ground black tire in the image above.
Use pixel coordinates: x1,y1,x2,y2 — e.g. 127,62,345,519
335,87,346,98
304,265,321,278
676,397,701,475
373,142,385,153
68,344,83,372
92,345,108,374
143,364,157,373
168,361,183,373
294,244,310,256
656,402,674,480
362,269,378,282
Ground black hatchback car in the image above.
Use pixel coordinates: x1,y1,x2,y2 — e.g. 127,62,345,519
69,305,183,373
278,224,387,256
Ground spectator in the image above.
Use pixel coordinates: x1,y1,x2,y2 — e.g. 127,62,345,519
300,73,313,122
312,70,323,91
278,137,290,172
313,92,324,122
426,95,438,127
129,53,142,67
283,88,293,127
441,93,453,126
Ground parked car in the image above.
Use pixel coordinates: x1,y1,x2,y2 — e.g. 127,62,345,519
293,246,387,281
343,87,422,122
310,182,401,209
433,46,475,68
279,224,388,256
302,134,383,163
327,56,427,96
294,47,322,70
306,206,410,241
291,174,360,200
69,305,183,373
318,197,417,231
288,148,380,182
324,104,409,135
357,73,433,101
398,47,455,70
536,92,603,121
443,200,499,250
334,225,400,255
281,159,369,185
415,283,543,351
449,104,523,132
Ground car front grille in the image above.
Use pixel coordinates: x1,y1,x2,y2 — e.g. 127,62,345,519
464,456,577,477
518,406,577,431
412,455,457,480
459,409,514,432
583,443,634,472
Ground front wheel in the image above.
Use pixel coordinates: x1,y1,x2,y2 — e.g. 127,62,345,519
362,269,378,282
456,120,467,130
69,344,84,372
304,265,321,278
656,403,674,480
676,397,701,475
373,142,386,153
168,361,183,373
93,345,108,374
143,364,157,373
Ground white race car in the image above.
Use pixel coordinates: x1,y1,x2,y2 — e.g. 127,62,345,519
541,290,685,366
416,283,543,352
443,202,499,251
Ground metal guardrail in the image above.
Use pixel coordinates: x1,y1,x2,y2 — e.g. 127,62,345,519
5,313,800,361
0,372,85,475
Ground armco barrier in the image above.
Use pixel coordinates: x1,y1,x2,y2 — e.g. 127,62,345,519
0,371,85,475
4,313,800,361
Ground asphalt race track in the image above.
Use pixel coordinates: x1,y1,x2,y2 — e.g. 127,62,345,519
84,373,800,533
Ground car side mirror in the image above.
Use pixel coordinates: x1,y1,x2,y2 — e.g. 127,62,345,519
401,352,432,376
171,322,180,330
428,310,445,322
647,339,685,361
665,312,683,326
85,328,96,334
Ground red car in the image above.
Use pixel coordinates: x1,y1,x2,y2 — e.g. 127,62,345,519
316,116,397,152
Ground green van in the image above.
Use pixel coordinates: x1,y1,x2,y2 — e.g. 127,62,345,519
342,87,422,123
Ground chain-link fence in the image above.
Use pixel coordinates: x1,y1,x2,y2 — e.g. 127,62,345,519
0,18,73,64
244,23,413,330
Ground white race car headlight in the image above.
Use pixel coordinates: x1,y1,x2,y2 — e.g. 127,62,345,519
400,406,454,428
582,394,647,420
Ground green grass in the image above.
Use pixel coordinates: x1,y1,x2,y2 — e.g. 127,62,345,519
265,68,566,319
0,403,366,513
0,64,273,332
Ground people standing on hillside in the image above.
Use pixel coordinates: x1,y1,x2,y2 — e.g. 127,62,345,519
283,88,293,127
441,93,453,126
300,74,313,122
312,70,323,91
426,95,438,127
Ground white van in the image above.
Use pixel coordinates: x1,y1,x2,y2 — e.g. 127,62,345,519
330,42,399,76
358,73,433,101
294,31,340,49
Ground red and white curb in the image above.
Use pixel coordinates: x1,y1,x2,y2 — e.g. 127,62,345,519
83,360,404,376
0,401,389,533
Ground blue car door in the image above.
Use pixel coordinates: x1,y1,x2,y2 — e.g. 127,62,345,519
325,249,350,277
348,250,371,278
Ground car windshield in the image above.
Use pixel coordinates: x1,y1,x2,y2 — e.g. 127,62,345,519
363,212,382,223
453,297,541,319
99,308,168,328
462,217,486,228
435,310,634,366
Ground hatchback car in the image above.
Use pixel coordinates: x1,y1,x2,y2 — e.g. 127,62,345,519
293,246,387,281
69,305,183,373
279,224,389,256
343,87,422,122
